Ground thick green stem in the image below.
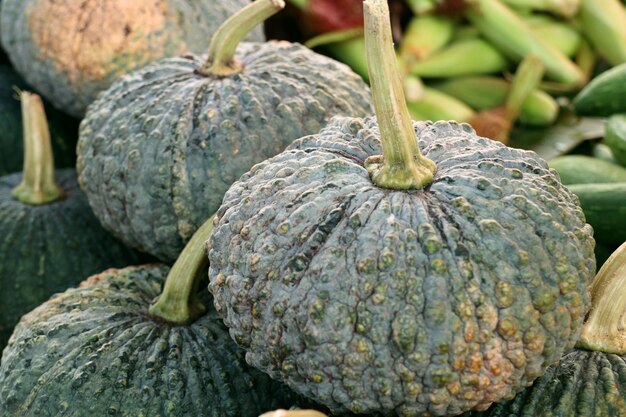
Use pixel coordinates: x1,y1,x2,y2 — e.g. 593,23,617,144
576,241,626,354
363,0,436,190
11,91,64,205
149,216,216,324
196,0,285,77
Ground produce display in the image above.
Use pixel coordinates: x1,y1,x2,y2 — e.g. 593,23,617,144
77,0,372,263
0,0,625,416
208,1,594,416
0,92,140,350
0,0,264,117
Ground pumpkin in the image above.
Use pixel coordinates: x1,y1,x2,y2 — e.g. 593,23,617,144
0,66,79,175
207,1,595,416
77,0,372,263
0,92,140,350
0,0,264,117
0,218,300,416
467,242,626,417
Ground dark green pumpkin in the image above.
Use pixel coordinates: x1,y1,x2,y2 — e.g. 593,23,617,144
0,66,79,176
77,42,372,263
0,265,299,416
0,0,264,117
0,170,142,350
465,349,626,417
208,118,595,416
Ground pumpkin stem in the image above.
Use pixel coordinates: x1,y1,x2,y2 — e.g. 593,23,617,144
11,91,64,205
362,0,436,191
148,215,216,325
196,0,285,77
576,241,626,354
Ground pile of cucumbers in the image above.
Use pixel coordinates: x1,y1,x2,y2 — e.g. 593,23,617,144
550,63,626,264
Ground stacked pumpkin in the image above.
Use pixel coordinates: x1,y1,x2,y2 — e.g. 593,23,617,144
0,1,624,417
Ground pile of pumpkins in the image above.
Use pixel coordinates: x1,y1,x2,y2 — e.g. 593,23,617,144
0,1,624,417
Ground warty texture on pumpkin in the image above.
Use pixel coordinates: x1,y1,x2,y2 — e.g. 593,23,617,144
77,0,372,263
0,0,264,117
207,116,595,416
0,265,299,417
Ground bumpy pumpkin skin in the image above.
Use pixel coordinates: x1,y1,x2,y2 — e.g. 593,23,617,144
467,349,626,417
208,118,595,416
0,265,299,417
0,66,79,176
77,42,372,263
0,0,264,117
0,170,141,350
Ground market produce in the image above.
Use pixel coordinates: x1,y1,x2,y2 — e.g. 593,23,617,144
605,114,626,166
567,183,626,247
579,0,626,66
548,155,626,184
77,0,372,263
0,66,78,175
0,0,263,117
208,1,595,416
432,76,558,126
0,220,298,415
0,92,140,350
573,62,626,117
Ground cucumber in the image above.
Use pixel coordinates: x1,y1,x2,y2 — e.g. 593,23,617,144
568,183,626,246
573,63,626,116
605,114,626,166
593,143,617,163
549,155,626,184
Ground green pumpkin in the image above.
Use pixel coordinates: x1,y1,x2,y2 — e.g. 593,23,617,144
77,0,372,263
0,265,299,416
0,66,78,176
207,2,595,416
0,0,264,117
0,92,140,350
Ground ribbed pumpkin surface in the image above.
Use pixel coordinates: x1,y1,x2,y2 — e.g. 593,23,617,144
0,0,263,117
77,41,372,263
208,118,595,416
0,66,79,176
467,349,626,417
0,265,298,416
0,170,140,350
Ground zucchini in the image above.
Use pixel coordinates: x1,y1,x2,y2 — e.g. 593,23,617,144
605,114,626,166
573,63,626,116
568,182,626,246
549,155,626,184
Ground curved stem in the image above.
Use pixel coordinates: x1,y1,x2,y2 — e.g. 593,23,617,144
196,0,285,77
149,215,216,324
362,0,436,190
11,91,64,205
576,241,626,354
505,54,545,123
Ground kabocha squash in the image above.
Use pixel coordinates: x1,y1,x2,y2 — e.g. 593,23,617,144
207,1,595,416
77,0,372,263
0,0,264,117
0,218,299,416
0,92,140,350
465,242,626,417
0,66,78,176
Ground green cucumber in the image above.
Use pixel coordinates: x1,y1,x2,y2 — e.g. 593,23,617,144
605,114,626,166
549,155,626,184
568,182,626,246
593,143,617,163
573,63,626,116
